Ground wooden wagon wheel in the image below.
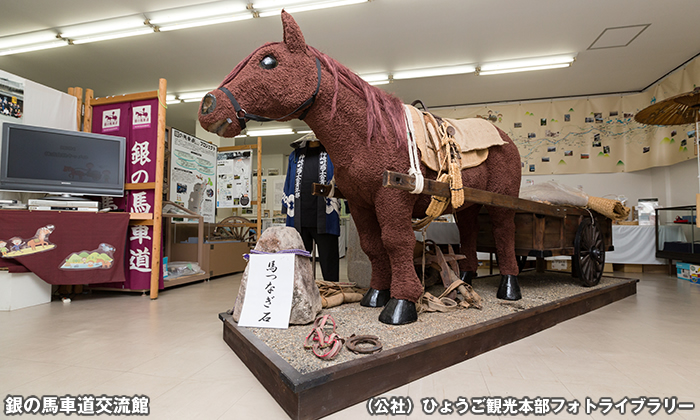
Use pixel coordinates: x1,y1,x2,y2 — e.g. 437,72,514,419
214,216,257,248
572,217,605,287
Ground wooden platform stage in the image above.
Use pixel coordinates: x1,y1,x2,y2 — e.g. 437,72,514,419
219,276,638,420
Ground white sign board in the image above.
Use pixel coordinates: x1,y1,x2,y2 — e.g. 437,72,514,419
169,128,217,223
237,253,295,329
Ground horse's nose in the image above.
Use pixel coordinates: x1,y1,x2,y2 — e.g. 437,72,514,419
201,93,216,115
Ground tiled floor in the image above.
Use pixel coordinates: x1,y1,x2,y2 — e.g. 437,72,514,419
1,264,699,419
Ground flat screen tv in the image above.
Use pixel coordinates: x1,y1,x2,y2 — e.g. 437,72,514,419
0,122,126,198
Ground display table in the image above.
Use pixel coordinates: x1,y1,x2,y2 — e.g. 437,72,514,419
0,210,129,285
606,224,685,265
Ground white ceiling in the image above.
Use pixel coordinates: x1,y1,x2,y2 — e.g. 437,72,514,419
2,0,699,155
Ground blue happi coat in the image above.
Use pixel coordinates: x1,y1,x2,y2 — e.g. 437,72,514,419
282,145,340,236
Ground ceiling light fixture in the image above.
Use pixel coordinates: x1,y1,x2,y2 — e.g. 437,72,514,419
0,40,68,56
147,2,248,26
0,30,60,50
392,64,477,80
0,0,371,56
256,0,369,18
165,95,181,105
59,16,147,39
245,128,295,137
176,91,212,100
477,54,576,76
360,73,391,85
157,15,253,32
70,28,154,45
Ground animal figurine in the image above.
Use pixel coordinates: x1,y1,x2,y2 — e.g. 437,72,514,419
198,11,522,325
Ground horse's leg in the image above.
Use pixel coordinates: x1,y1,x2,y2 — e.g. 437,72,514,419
373,190,423,324
455,203,483,285
487,206,522,300
352,206,393,307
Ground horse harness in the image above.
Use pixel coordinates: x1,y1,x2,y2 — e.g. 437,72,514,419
213,57,322,131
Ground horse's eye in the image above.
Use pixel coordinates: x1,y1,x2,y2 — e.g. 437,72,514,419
260,55,278,70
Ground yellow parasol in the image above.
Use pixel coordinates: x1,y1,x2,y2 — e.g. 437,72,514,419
635,87,700,191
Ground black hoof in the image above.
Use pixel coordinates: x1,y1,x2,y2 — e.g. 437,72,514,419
459,271,476,285
378,298,418,325
360,288,391,307
497,274,522,300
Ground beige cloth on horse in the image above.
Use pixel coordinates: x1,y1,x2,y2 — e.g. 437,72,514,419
406,105,506,172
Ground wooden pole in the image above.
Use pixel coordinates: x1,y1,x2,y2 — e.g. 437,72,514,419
83,89,94,133
383,170,573,218
67,87,83,130
257,137,263,241
150,78,167,300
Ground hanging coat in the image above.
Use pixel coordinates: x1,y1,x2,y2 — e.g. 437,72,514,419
282,145,340,236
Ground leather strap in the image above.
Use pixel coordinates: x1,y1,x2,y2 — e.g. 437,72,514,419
304,314,344,360
346,334,382,354
218,57,322,131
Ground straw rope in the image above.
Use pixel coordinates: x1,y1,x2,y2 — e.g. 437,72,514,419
412,119,464,231
586,196,631,221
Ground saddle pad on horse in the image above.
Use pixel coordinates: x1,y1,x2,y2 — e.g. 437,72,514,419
406,105,506,172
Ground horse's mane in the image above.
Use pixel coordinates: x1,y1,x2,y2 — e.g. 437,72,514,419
219,42,407,147
306,46,406,147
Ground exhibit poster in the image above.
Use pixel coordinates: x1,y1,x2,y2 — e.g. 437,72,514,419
433,57,700,175
0,74,24,123
169,128,217,223
217,150,253,208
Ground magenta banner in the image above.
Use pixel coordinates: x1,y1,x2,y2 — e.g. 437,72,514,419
91,100,164,290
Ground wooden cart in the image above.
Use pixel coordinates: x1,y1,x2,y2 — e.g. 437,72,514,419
382,171,614,287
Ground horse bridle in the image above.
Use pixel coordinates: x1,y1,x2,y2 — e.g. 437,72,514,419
212,57,322,131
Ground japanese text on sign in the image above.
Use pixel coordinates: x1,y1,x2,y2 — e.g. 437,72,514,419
237,253,295,329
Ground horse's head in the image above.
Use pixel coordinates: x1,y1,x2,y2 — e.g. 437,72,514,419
199,11,320,138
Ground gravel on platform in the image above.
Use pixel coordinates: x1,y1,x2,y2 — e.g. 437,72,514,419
244,271,633,374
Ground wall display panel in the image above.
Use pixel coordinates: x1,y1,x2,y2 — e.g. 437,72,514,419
168,128,217,223
217,150,252,208
434,56,700,175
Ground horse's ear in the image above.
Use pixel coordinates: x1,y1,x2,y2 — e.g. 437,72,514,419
282,10,307,53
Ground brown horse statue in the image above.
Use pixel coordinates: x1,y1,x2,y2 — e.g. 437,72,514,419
199,11,522,325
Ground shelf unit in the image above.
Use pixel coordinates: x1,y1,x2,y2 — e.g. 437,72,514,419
161,201,209,286
655,205,700,264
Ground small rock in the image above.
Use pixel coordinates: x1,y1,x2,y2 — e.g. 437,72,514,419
233,226,322,325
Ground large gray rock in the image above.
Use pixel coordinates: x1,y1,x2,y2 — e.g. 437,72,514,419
233,226,322,325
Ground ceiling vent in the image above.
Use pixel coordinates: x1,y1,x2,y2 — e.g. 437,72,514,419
588,24,650,50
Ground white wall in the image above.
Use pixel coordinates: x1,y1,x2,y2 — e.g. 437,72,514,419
522,157,697,213
0,69,77,203
651,158,698,207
